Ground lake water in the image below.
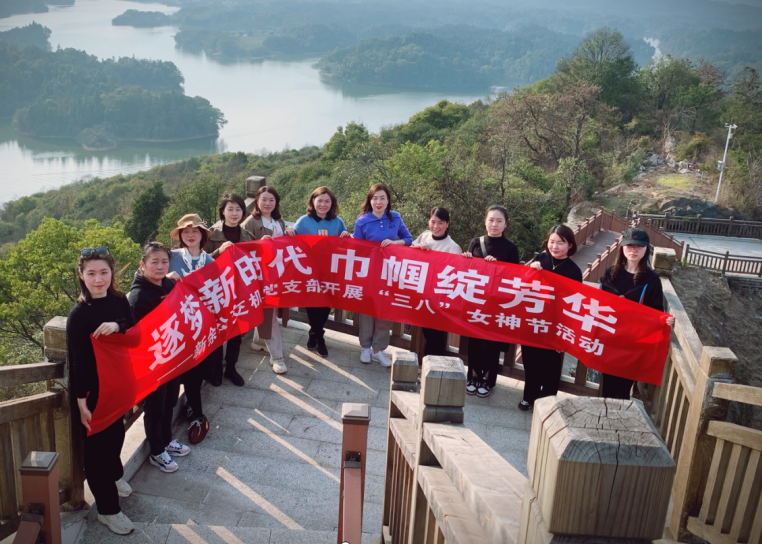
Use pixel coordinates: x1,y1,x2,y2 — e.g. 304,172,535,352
0,0,492,204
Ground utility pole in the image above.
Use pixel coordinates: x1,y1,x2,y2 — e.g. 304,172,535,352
714,123,737,204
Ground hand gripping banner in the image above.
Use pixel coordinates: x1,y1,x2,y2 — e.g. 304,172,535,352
90,235,671,434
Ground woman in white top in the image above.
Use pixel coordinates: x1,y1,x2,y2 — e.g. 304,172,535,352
411,207,462,356
241,186,295,374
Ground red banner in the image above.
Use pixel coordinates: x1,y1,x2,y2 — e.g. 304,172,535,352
91,235,671,434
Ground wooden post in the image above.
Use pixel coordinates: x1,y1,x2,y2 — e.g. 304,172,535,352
520,397,675,542
19,452,61,544
407,356,466,544
722,250,730,275
408,326,426,363
669,346,736,540
42,317,84,509
727,216,734,236
695,214,702,234
337,403,370,544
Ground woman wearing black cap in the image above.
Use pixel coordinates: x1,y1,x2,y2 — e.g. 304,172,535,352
599,228,675,399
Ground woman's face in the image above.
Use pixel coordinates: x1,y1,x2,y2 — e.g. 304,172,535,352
429,215,448,237
141,251,169,284
547,233,570,259
485,210,507,237
223,202,243,225
313,193,333,218
80,260,112,299
257,192,277,216
370,190,388,213
623,243,648,264
181,226,201,249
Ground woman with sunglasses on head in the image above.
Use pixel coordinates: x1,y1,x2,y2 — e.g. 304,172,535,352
599,228,675,399
517,225,582,411
463,205,520,398
204,193,256,386
128,242,190,475
353,183,413,367
67,246,136,535
411,207,462,357
293,186,351,357
166,214,214,445
241,186,295,375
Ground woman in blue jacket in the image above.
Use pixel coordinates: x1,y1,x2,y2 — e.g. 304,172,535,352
294,186,351,357
352,183,412,367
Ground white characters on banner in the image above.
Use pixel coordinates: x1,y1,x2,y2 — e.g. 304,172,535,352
149,314,186,370
434,266,489,304
331,249,370,281
198,267,236,314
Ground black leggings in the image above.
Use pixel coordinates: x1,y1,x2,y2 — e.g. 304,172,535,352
521,345,564,404
306,307,331,341
467,337,504,388
422,328,448,357
82,395,125,516
143,377,181,456
600,373,634,400
182,355,211,419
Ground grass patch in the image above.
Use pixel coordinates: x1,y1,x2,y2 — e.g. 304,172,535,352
657,175,696,190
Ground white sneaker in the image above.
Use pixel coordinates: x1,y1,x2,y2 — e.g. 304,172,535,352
372,351,392,367
97,511,134,535
250,332,268,352
149,450,179,473
270,357,287,374
115,478,132,498
166,439,190,457
360,348,371,364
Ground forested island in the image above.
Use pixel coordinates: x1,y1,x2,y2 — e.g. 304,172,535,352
0,22,51,50
0,24,225,150
0,0,73,20
112,10,172,28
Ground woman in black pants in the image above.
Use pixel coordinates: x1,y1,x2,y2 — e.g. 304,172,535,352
463,205,520,398
599,228,675,399
128,242,190,473
67,246,135,535
518,225,582,411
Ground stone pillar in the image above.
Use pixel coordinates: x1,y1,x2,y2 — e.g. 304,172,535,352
244,176,267,214
653,247,677,277
519,396,675,543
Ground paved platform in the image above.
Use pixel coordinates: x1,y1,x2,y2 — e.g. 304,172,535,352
74,320,536,543
571,229,621,272
671,233,762,257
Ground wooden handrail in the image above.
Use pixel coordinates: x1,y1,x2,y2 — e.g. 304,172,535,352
712,382,762,407
0,362,65,388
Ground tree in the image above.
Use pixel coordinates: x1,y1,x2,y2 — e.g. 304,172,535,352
724,67,762,150
155,173,228,244
321,122,370,163
640,55,700,111
124,181,170,245
0,218,140,350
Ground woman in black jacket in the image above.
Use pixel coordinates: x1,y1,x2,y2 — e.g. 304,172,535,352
463,205,520,398
128,242,190,474
518,225,583,411
599,228,675,399
67,246,135,535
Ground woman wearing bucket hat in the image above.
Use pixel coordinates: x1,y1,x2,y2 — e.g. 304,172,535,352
599,227,675,399
166,214,214,445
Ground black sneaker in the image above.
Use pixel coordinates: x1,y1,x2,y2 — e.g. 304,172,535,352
224,367,245,387
307,336,317,351
518,400,533,411
210,366,223,387
476,380,491,398
316,339,328,358
466,376,478,395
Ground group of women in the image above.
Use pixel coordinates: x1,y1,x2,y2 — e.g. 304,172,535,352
66,181,673,535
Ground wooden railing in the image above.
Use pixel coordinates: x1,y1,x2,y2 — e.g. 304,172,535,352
636,213,762,239
581,236,622,283
636,218,686,260
684,247,762,276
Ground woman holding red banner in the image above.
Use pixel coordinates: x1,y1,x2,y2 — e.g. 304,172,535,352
205,193,256,386
463,205,520,398
518,225,582,411
67,246,136,535
411,207,462,357
241,186,295,375
294,186,351,358
128,242,191,473
353,183,413,367
166,214,214,445
599,228,675,399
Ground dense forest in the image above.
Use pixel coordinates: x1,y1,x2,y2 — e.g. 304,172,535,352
0,22,51,49
0,26,225,149
0,0,73,20
112,10,172,28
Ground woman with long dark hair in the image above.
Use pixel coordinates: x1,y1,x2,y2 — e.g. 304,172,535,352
128,242,190,474
518,224,582,411
294,186,351,357
411,207,462,357
463,205,520,398
352,183,413,367
241,186,295,375
205,193,256,385
599,228,675,399
67,246,136,534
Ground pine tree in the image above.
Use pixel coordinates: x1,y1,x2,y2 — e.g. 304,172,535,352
125,181,170,245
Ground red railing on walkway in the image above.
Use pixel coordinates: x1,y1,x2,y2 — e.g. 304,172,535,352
337,403,370,544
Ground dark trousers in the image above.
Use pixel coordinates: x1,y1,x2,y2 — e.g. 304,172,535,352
467,337,504,388
182,356,210,419
306,307,331,342
224,334,243,368
422,328,448,357
521,345,564,404
601,373,634,400
82,397,125,516
143,377,181,456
